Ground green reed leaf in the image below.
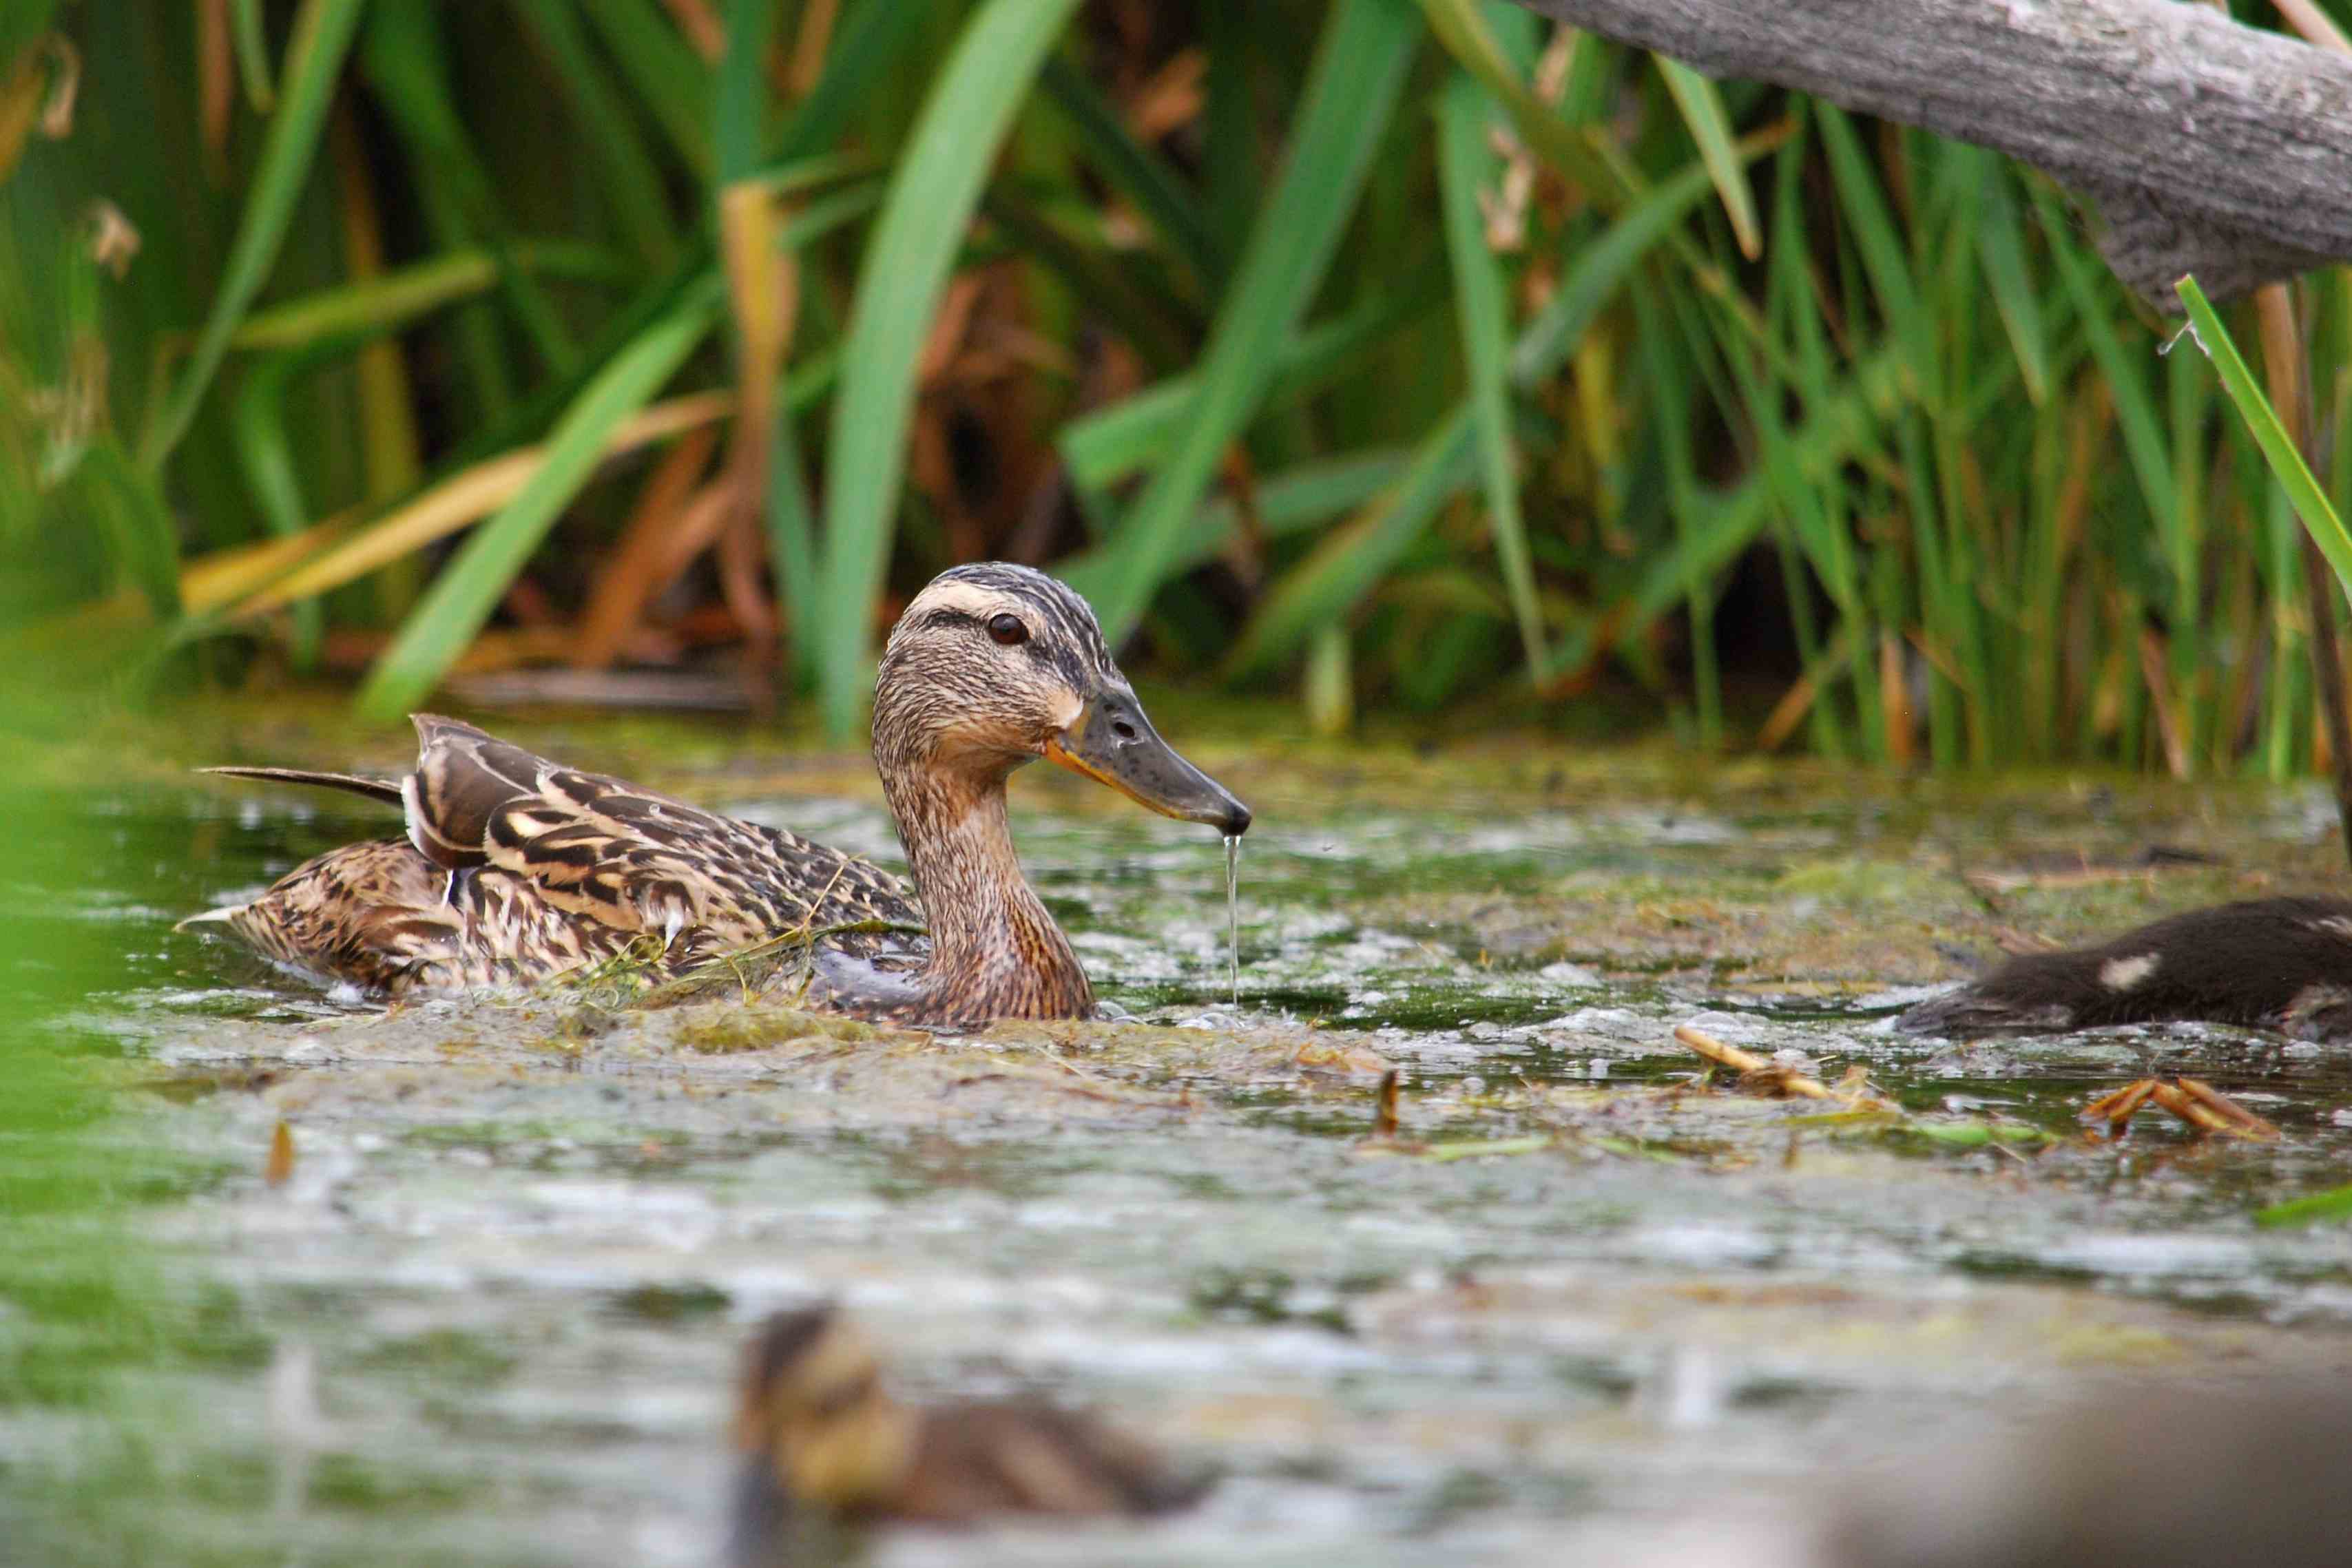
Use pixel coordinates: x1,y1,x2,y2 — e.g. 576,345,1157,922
1087,0,1422,648
136,0,366,471
1439,71,1549,675
813,0,1091,738
357,281,722,718
1656,58,1760,260
2177,273,2352,596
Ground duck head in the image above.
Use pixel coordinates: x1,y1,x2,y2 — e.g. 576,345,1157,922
872,564,1249,837
735,1304,917,1515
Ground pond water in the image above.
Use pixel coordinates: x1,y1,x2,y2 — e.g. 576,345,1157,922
9,708,2352,1565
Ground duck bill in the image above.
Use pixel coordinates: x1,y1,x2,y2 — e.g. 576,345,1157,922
1044,689,1251,837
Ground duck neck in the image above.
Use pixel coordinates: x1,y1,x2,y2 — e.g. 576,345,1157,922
881,763,1091,1021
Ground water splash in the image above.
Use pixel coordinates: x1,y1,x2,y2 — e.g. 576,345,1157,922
1223,833,1241,1005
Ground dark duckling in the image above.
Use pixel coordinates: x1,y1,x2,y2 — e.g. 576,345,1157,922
727,1304,1205,1565
1898,895,2352,1043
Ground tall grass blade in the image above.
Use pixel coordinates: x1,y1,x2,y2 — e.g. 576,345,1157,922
767,0,928,167
2178,275,2352,594
580,0,716,175
1060,448,1411,605
1089,0,1422,647
1222,408,1478,677
1655,59,1760,260
2035,183,2180,542
356,283,722,718
1438,72,1548,675
229,0,273,109
512,0,680,269
1061,264,1446,492
231,347,336,665
714,0,775,184
813,0,1090,738
1511,158,1727,386
1417,0,1614,194
229,242,625,351
1970,154,2047,405
183,392,736,616
1040,54,1223,288
1813,105,1929,384
136,0,365,470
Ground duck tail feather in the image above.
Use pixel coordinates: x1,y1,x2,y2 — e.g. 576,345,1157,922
200,766,405,807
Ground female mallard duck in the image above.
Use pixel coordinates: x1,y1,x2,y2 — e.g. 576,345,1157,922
728,1303,1202,1562
190,563,1249,1024
1897,896,2352,1043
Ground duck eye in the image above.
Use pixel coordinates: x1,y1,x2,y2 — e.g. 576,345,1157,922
986,613,1028,647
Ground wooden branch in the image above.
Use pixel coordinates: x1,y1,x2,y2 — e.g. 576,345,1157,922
1509,0,2352,303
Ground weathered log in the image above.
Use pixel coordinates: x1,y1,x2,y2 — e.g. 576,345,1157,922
1509,0,2352,303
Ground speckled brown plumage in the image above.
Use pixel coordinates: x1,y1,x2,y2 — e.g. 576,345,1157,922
207,716,913,996
191,564,1251,1025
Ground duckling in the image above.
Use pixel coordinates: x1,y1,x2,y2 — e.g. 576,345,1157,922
186,565,1249,1023
727,1304,1203,1563
1820,1379,2352,1568
1897,895,2352,1043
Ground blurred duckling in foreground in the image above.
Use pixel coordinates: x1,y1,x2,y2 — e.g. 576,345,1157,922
1819,1379,2352,1568
729,1305,1205,1564
1611,1379,2352,1568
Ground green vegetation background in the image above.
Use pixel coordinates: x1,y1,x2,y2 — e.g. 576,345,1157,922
6,0,2352,772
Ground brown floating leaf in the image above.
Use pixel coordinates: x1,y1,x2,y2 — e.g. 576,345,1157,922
1735,1064,1838,1102
2082,1078,2161,1138
1674,1023,1892,1109
264,1120,295,1187
2083,1077,2281,1142
1672,1023,1768,1075
2166,1077,2282,1142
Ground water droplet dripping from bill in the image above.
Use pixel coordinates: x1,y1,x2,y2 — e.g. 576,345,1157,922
1223,833,1241,1006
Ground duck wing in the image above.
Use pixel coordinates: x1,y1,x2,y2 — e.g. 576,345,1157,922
199,766,405,806
207,837,632,993
402,714,550,868
404,714,916,952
